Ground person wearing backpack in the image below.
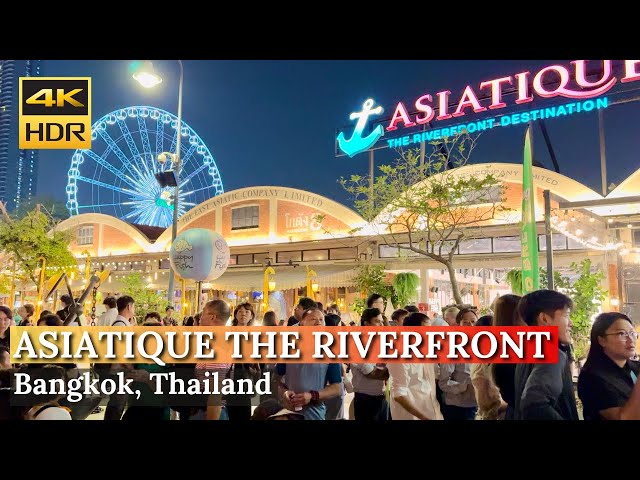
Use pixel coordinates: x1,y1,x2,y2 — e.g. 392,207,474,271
112,296,135,326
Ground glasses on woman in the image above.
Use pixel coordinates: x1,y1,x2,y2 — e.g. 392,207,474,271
604,330,639,341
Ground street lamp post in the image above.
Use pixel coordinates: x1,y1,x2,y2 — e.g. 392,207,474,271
263,266,276,313
306,267,318,301
167,60,184,308
133,60,184,307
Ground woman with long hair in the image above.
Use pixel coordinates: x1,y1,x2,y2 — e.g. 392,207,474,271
350,308,389,420
471,313,507,420
262,310,278,326
0,306,11,350
491,294,522,420
578,312,640,420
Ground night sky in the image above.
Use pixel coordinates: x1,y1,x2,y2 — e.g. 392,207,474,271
37,60,640,212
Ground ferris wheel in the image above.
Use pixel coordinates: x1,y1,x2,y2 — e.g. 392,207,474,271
66,106,224,228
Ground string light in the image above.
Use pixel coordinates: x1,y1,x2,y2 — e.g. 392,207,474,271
550,210,622,251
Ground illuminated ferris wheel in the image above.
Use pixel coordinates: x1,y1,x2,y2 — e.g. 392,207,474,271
65,106,224,228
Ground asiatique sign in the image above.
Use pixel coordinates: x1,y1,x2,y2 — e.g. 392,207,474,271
336,60,640,157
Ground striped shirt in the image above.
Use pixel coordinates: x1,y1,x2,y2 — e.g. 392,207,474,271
195,362,232,405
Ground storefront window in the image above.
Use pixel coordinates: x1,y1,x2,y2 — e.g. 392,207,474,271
303,250,329,261
253,252,269,264
277,251,302,263
231,205,259,230
458,238,492,254
492,236,521,253
538,233,568,251
329,247,357,260
236,254,254,265
378,243,421,258
77,225,93,245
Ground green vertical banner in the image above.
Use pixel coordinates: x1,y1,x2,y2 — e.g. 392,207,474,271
521,127,539,293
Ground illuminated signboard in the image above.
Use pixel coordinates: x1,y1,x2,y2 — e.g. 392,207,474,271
336,60,640,157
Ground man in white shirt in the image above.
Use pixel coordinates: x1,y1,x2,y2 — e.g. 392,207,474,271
97,297,118,326
99,295,136,420
352,307,390,420
443,306,460,326
114,295,135,326
388,313,443,420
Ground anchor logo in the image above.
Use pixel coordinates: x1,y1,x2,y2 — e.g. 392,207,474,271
337,98,384,158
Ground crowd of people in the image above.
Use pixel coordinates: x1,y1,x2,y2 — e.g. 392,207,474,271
0,288,638,421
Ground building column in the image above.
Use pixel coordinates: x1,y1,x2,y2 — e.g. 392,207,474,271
269,197,278,237
419,267,429,304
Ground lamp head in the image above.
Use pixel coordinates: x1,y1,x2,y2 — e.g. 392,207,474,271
132,60,163,89
157,152,172,164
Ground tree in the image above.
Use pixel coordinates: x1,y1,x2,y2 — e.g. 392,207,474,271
14,196,69,221
564,259,606,363
120,272,166,324
0,202,77,292
339,133,509,305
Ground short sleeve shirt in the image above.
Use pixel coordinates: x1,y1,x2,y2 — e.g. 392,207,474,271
275,363,342,420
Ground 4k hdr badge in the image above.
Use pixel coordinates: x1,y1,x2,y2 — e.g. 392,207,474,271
19,77,91,149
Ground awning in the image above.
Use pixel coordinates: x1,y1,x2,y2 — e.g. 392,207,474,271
209,264,358,291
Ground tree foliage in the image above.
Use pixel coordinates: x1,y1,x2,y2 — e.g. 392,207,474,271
507,267,568,295
14,196,69,221
392,272,420,308
0,203,77,290
351,264,393,315
120,272,167,324
0,273,11,295
564,259,607,363
505,269,524,295
339,133,510,304
505,260,606,362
